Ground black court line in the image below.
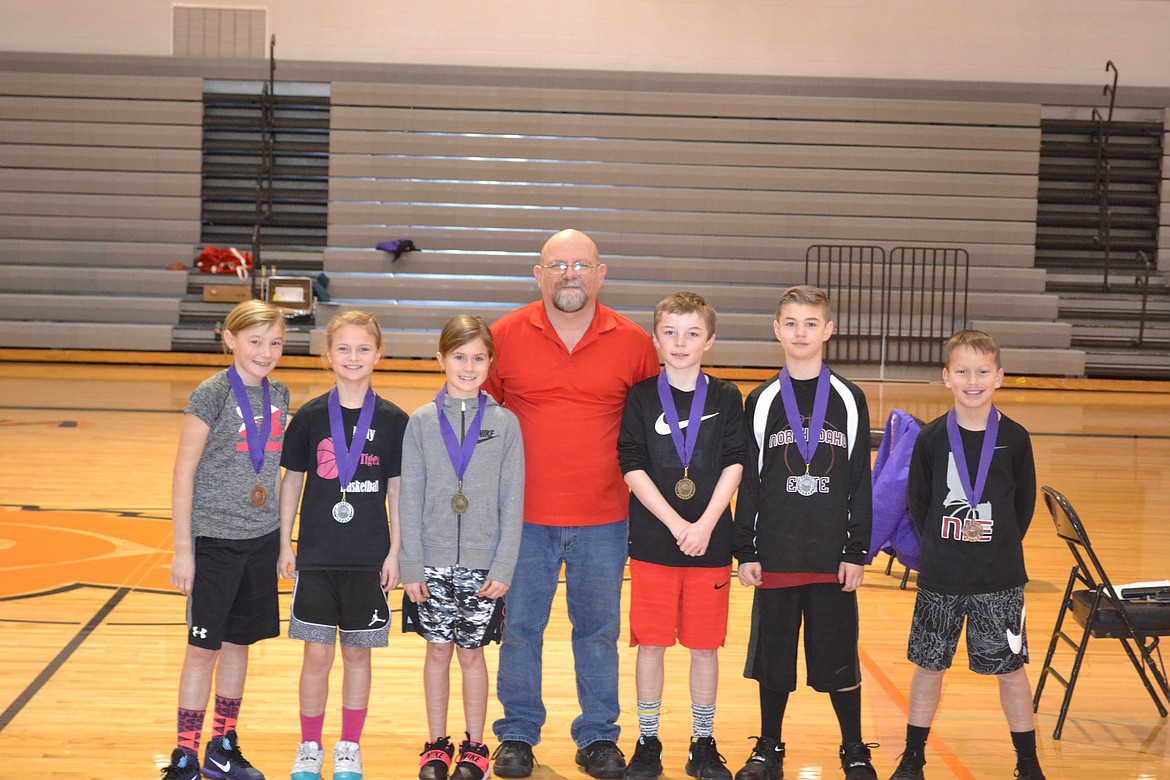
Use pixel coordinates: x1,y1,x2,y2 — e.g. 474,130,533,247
0,586,129,733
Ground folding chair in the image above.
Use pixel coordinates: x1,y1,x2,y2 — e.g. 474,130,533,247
1032,485,1170,739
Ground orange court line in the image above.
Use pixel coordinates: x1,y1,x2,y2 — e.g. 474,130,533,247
858,644,977,780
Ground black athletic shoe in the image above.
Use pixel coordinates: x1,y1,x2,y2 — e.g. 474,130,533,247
160,748,200,780
839,742,878,780
624,735,663,780
686,737,732,780
888,746,925,780
1014,754,1046,780
419,736,455,780
202,730,264,780
491,741,535,778
576,740,627,779
733,737,783,780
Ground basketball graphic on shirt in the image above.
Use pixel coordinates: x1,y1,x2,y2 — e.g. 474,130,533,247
317,437,339,479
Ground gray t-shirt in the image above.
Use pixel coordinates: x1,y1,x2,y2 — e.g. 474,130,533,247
185,369,290,540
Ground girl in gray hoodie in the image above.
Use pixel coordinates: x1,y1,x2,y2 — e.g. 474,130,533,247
399,315,525,780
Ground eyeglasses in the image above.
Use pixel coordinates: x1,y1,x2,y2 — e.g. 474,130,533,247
540,261,600,275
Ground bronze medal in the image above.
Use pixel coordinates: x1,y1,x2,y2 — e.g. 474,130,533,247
961,516,982,542
250,484,267,507
674,477,697,500
451,491,470,514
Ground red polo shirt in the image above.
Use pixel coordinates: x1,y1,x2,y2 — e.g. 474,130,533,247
484,300,658,526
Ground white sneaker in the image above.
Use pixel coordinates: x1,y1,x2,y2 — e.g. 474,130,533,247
291,741,324,780
333,741,363,780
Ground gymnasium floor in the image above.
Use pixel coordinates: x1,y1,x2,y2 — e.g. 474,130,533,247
1,359,1167,779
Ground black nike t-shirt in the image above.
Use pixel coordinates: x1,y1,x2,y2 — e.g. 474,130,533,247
617,373,747,567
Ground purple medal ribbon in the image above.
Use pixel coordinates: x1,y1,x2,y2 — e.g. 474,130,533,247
656,371,709,471
778,365,831,471
226,364,272,476
328,387,377,493
435,387,488,483
945,405,1000,510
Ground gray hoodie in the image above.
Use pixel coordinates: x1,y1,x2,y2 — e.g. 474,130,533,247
398,391,524,586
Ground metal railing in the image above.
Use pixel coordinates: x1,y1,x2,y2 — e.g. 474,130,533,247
1092,60,1119,290
804,244,969,369
1135,251,1153,348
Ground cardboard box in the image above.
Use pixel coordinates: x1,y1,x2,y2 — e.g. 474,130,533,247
203,285,253,303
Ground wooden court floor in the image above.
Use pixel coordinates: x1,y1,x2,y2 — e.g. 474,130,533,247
1,360,1168,780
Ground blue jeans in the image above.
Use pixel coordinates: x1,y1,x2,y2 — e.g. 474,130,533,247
493,520,628,748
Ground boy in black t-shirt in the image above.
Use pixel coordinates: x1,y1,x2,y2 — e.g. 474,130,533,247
617,292,747,780
888,330,1043,780
733,285,876,780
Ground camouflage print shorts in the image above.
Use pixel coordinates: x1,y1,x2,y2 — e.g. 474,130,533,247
416,566,504,648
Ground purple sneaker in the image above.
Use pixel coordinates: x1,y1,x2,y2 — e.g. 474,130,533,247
202,730,265,780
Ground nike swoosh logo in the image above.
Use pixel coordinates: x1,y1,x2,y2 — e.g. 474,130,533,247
1006,605,1026,654
714,582,728,590
654,412,719,435
210,758,231,772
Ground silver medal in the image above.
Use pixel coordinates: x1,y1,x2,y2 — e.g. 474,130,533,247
795,473,818,496
332,500,355,523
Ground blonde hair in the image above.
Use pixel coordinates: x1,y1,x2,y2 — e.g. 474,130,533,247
943,329,1001,369
438,314,496,363
325,310,383,352
653,291,717,335
222,300,284,353
775,284,833,322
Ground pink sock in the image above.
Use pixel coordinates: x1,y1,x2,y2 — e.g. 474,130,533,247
300,712,325,744
340,707,367,744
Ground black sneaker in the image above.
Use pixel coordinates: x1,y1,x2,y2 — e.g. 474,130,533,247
419,736,455,780
452,735,491,780
888,746,925,780
686,737,732,780
492,740,535,778
839,742,878,780
160,747,200,780
202,730,264,780
1014,754,1046,780
576,740,627,779
733,737,783,780
625,735,663,780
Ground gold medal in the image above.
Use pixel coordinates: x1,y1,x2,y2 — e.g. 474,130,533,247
451,491,470,514
675,471,696,500
250,484,267,507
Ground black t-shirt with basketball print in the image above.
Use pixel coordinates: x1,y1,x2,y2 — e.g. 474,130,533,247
281,392,408,571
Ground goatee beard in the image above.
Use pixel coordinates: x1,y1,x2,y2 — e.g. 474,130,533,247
553,287,587,313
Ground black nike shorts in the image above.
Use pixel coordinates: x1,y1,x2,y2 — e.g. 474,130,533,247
907,586,1027,674
744,582,861,692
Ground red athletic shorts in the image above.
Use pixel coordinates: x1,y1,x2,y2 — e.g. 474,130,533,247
628,559,732,650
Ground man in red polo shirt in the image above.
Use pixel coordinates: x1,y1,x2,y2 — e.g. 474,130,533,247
485,229,659,779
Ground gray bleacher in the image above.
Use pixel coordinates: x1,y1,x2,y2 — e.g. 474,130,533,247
321,80,1080,377
0,72,201,350
0,59,1096,374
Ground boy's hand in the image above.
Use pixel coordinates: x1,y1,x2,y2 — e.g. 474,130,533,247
738,562,763,587
277,547,296,579
479,579,509,600
838,561,864,592
404,581,429,603
381,556,401,591
170,551,195,595
676,522,713,557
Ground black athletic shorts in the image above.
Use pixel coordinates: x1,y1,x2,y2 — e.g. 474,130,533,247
187,530,280,650
289,569,390,647
743,582,861,692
